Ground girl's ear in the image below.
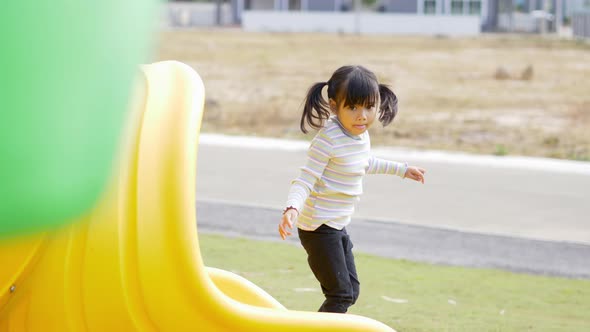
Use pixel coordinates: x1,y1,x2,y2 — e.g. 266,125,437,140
329,99,337,113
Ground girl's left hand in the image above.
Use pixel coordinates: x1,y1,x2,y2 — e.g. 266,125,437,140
404,166,426,184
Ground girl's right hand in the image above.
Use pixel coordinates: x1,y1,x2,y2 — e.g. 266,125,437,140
279,209,298,240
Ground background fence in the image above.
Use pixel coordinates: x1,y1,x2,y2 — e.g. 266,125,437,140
242,11,481,36
164,2,234,28
572,12,590,39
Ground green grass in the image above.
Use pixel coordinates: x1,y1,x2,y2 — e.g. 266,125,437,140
199,233,590,332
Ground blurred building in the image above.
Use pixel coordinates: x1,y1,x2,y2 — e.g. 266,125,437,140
166,0,590,36
236,0,481,35
237,0,354,11
570,0,590,39
491,0,588,33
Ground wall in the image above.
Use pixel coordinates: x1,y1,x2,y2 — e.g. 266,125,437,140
242,11,481,36
165,2,234,27
308,0,337,11
497,12,538,32
573,12,590,39
249,0,275,10
380,0,418,13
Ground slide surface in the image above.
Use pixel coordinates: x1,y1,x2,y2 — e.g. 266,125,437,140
0,61,394,332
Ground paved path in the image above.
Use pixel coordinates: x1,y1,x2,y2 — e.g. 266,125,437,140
197,200,590,279
195,134,590,277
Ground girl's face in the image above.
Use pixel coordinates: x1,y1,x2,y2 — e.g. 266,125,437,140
330,99,377,136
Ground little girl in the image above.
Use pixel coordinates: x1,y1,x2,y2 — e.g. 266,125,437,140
279,65,425,314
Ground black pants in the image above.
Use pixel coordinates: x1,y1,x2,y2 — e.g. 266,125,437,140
298,224,360,313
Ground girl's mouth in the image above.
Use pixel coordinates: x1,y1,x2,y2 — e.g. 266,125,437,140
353,125,366,130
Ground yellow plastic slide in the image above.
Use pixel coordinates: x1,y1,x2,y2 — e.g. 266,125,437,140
0,61,395,331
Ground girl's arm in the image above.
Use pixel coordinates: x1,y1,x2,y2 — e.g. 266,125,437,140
280,133,333,239
366,155,408,178
285,132,333,212
367,155,426,183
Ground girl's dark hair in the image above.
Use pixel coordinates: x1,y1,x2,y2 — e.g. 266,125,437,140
300,65,398,133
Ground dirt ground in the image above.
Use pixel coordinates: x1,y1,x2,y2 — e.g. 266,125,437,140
156,29,590,160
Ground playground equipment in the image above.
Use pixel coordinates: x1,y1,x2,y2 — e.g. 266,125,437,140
0,1,158,237
0,61,395,331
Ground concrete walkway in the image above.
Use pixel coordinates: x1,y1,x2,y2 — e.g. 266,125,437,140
197,134,590,244
195,134,590,277
196,200,590,278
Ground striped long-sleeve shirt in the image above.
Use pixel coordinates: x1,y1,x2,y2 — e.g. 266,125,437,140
286,116,407,231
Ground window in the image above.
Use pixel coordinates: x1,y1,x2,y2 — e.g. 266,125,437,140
451,0,463,14
468,0,481,15
245,0,274,10
448,0,482,16
424,0,436,14
288,0,301,10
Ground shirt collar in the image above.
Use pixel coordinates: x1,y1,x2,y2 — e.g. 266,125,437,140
330,116,362,140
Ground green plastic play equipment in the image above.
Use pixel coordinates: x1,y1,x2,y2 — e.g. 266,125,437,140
0,1,158,237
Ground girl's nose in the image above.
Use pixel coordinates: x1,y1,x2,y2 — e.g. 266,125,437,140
358,109,367,120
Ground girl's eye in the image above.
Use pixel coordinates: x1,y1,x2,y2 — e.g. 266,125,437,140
349,104,374,111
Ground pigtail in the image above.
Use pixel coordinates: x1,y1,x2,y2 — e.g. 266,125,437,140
300,82,330,134
378,84,398,127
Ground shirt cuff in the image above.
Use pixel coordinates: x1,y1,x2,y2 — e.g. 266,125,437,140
399,162,409,178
